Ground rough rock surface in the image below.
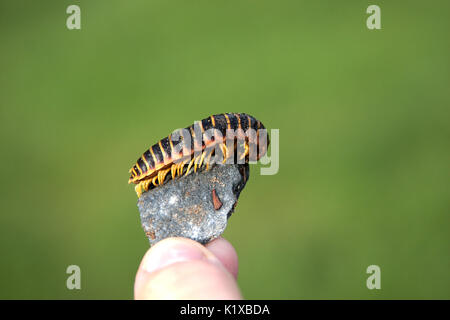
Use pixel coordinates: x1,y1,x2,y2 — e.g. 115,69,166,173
138,163,249,245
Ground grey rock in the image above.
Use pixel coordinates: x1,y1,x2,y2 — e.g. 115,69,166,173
138,163,249,245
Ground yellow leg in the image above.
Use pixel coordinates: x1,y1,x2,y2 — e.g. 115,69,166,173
171,163,177,179
194,154,201,173
221,144,228,163
240,142,249,160
176,160,181,176
185,157,195,176
142,179,150,192
161,168,170,184
178,159,187,176
205,150,213,170
135,183,143,197
152,175,158,187
157,170,163,185
198,151,206,168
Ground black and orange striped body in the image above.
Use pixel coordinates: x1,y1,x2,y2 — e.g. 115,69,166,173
129,113,269,197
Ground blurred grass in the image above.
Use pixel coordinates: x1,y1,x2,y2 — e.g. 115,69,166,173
0,0,449,299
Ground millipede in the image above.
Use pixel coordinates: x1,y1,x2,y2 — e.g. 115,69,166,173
128,113,269,197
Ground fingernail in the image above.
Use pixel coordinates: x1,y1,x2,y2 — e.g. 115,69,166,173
141,239,209,274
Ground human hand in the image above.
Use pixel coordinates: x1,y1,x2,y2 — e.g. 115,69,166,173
134,237,242,299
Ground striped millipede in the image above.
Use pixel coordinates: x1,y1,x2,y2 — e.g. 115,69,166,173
128,113,269,197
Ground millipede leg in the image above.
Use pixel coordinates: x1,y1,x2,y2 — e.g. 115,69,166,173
152,175,158,187
240,142,249,160
171,163,177,179
176,161,183,177
157,170,163,185
143,179,150,192
194,154,202,173
161,168,170,184
185,157,195,176
198,151,206,168
220,143,228,164
135,183,143,197
205,150,213,170
178,159,187,176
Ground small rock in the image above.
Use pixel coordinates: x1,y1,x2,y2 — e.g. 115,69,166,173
138,163,249,245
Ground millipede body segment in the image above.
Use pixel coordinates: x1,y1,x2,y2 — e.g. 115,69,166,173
128,113,269,197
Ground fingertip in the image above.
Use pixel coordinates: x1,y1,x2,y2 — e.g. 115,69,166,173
136,260,242,299
134,237,241,300
135,237,214,298
205,237,239,279
139,237,213,274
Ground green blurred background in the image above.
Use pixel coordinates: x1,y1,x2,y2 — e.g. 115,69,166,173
0,0,449,299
